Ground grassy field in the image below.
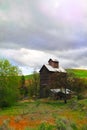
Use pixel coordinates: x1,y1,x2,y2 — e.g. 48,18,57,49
66,69,87,78
0,98,87,130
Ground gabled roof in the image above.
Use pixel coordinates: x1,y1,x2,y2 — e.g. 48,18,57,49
44,64,66,73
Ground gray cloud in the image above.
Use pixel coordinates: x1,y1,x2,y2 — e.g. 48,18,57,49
0,47,87,72
0,0,87,74
0,0,87,50
0,22,87,51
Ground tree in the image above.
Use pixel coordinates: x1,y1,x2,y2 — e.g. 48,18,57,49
20,75,28,99
28,71,40,99
21,75,25,86
72,78,87,99
50,72,67,103
66,70,87,99
0,59,21,107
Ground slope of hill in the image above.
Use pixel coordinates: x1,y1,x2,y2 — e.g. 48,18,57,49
24,69,87,79
66,69,87,78
24,74,34,80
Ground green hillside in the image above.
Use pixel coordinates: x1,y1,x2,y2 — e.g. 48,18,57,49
66,69,87,78
24,74,34,80
24,73,39,80
24,69,87,79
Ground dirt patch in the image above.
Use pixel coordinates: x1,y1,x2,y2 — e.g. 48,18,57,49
0,115,55,130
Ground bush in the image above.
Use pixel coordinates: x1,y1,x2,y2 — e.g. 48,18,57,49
81,124,87,130
55,118,79,130
39,123,55,130
77,94,84,100
70,122,78,130
68,97,79,110
56,118,67,130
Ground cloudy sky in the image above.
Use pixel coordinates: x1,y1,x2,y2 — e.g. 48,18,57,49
0,0,87,75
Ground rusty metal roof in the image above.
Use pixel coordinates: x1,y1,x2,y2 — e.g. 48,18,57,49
45,64,66,73
50,88,71,94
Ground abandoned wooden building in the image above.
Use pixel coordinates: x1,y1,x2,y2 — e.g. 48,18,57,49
39,59,68,98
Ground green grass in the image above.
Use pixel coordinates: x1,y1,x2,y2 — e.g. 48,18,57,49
0,99,86,116
66,69,87,78
0,100,66,116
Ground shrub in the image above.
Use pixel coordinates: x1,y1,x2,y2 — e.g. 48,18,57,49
81,124,87,130
56,118,67,130
39,123,55,130
70,122,78,130
77,94,84,100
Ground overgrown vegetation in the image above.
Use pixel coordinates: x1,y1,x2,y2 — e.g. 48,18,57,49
0,99,87,129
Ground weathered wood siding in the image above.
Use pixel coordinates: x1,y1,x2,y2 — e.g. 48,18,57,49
40,66,60,97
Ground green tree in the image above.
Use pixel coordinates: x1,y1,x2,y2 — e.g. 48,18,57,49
0,59,21,107
28,71,40,99
50,72,67,103
67,70,87,99
72,78,87,99
20,75,28,99
66,69,76,90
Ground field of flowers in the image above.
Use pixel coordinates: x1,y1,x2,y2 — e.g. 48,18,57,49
0,99,87,130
